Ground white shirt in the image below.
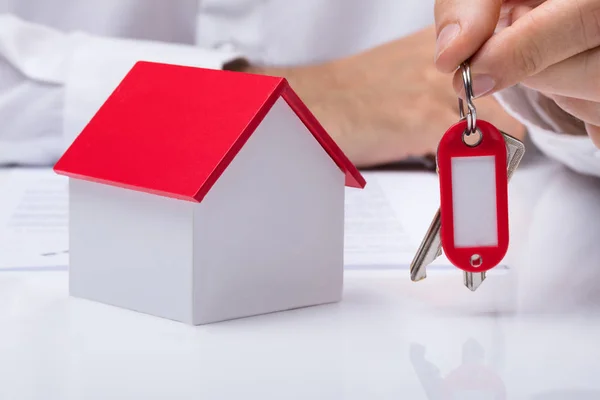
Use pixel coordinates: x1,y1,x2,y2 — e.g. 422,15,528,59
1,0,599,177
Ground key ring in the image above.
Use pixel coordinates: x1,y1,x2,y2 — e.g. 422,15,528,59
458,62,477,136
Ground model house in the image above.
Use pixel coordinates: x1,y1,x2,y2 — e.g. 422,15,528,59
54,61,366,325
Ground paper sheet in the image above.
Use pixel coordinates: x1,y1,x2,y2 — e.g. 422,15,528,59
0,169,69,270
344,171,454,269
0,168,454,270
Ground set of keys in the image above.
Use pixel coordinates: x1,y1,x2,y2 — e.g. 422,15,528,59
410,62,525,292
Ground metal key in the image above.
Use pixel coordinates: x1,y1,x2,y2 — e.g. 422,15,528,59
410,132,525,291
410,209,441,282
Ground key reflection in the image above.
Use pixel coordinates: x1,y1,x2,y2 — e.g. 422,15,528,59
409,338,600,399
410,339,506,400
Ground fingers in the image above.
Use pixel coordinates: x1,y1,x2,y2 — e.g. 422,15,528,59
457,0,600,97
551,95,600,148
454,44,600,101
585,124,600,149
520,47,600,102
552,95,600,127
434,0,503,73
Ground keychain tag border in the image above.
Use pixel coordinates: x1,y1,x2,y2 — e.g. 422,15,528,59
437,119,509,273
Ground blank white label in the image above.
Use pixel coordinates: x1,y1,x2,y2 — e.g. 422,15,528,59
451,156,498,248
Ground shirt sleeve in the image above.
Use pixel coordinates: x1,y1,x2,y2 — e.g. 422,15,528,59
494,85,600,177
0,14,244,166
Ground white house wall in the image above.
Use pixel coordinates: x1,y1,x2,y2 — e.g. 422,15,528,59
192,96,346,324
69,179,195,323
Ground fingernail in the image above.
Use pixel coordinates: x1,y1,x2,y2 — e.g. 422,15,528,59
472,74,496,98
435,23,461,61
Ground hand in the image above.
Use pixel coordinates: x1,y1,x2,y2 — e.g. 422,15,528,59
434,0,600,148
247,26,524,168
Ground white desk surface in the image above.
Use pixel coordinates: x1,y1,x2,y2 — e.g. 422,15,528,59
2,270,600,400
2,149,600,399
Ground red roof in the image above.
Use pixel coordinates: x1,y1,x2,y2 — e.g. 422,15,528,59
54,61,366,202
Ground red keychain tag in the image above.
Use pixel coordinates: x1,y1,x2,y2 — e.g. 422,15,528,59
437,63,509,273
437,119,508,273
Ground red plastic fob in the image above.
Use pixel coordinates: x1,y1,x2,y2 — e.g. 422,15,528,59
437,119,509,273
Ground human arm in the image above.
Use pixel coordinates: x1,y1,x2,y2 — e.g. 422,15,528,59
1,15,523,169
246,26,524,168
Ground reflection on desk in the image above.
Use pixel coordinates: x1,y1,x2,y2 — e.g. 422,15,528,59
1,152,600,399
2,270,600,399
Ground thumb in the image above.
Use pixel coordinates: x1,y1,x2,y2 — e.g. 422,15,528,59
434,0,503,73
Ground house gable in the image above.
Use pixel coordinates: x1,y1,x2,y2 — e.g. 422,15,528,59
192,97,345,323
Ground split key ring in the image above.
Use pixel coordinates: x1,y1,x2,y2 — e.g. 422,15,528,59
458,62,478,137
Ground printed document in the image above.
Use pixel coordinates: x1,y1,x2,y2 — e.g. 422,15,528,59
0,168,453,270
344,171,453,269
0,169,68,270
